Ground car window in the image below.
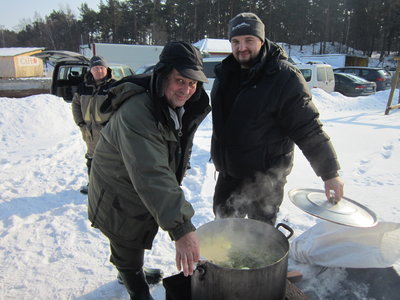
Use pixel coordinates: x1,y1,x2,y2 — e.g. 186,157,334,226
299,69,312,82
346,69,359,76
360,69,371,78
112,68,124,80
52,64,87,102
317,67,326,81
123,67,134,77
110,65,134,80
58,66,86,80
135,65,154,75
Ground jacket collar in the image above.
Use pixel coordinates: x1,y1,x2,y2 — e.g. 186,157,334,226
101,72,210,127
84,67,113,87
148,69,207,127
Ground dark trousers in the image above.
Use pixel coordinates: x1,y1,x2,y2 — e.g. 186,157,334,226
109,239,145,272
109,239,152,300
213,172,287,225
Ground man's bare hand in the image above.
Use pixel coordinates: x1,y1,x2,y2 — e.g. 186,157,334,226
175,231,200,277
324,176,344,203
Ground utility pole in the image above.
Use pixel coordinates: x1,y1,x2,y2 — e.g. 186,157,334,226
385,57,400,115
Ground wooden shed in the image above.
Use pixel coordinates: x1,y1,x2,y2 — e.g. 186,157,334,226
0,47,44,78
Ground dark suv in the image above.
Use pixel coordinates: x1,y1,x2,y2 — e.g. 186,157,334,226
333,67,391,91
51,59,134,102
34,50,134,101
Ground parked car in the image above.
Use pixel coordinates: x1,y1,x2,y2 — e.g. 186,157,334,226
296,62,335,93
333,67,391,91
50,57,89,102
134,63,155,75
109,63,134,80
54,60,134,101
34,50,134,102
334,73,376,97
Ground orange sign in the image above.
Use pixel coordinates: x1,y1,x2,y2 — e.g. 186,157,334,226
17,56,40,66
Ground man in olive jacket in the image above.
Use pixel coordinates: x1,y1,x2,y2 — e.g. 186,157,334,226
88,41,210,300
211,13,344,225
71,56,115,194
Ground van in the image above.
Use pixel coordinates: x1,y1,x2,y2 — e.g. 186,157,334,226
202,57,225,91
296,63,335,93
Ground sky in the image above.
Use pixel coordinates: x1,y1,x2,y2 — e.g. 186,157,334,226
1,86,400,299
0,0,101,31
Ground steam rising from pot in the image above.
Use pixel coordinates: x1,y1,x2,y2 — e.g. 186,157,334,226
215,170,287,222
197,218,286,269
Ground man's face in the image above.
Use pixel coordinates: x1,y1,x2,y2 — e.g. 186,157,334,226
231,35,264,68
164,69,198,108
90,66,108,81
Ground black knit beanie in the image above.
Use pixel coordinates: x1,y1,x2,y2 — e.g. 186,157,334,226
228,12,265,42
89,56,108,68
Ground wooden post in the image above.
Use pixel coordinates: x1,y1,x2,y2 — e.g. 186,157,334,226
385,57,400,115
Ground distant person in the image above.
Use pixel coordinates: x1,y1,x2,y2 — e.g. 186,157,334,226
88,41,210,300
71,56,115,194
210,12,344,225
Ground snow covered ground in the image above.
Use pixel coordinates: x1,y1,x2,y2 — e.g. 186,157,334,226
1,87,399,299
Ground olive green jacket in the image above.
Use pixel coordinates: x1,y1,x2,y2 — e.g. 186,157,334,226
88,78,211,249
71,69,115,156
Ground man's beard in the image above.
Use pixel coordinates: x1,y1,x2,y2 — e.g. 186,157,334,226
237,56,255,69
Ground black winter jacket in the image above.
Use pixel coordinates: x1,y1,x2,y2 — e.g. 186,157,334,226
211,39,340,180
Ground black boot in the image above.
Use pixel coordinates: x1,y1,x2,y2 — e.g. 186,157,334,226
79,184,89,194
118,268,163,285
143,267,163,284
118,269,154,300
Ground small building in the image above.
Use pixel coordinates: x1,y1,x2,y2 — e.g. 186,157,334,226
0,47,44,78
193,38,231,58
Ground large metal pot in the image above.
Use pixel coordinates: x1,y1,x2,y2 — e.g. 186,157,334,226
191,218,293,300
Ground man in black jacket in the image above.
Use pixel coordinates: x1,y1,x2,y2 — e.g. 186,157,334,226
211,12,344,225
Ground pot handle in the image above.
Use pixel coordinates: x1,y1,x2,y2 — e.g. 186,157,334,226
195,264,207,281
276,223,294,239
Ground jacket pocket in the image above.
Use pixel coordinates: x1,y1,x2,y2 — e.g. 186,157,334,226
90,188,158,248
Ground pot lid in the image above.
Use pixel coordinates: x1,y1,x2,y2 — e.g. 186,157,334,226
288,188,377,227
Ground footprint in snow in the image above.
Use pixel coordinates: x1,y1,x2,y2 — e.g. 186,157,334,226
381,144,393,159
